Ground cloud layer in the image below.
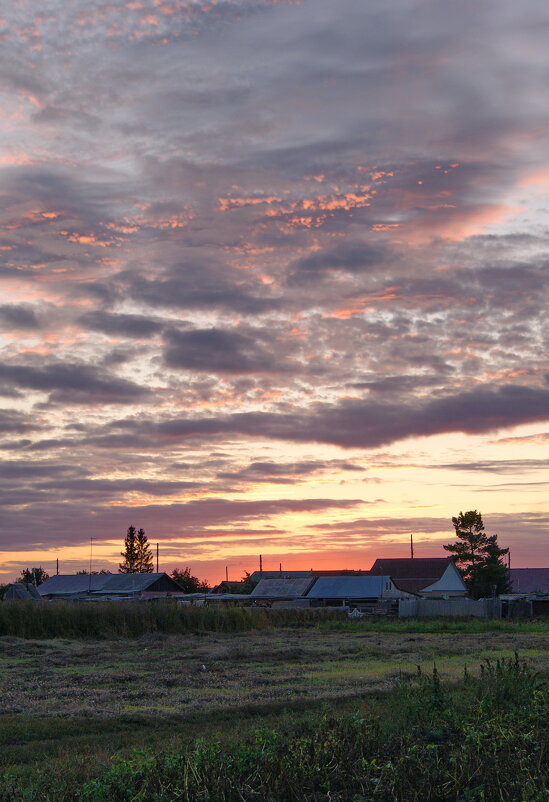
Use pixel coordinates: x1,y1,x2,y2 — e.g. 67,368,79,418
1,0,548,578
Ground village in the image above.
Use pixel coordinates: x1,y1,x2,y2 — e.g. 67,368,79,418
4,555,548,619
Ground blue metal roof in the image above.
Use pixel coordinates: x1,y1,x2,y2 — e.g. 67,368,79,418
306,575,389,599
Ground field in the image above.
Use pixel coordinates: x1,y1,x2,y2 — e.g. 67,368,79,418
2,608,549,800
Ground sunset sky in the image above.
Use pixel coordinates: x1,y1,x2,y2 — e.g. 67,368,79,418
1,0,548,585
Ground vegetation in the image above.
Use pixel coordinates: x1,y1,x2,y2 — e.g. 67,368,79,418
118,526,153,573
444,510,511,598
171,566,210,592
76,655,547,802
3,600,549,640
239,571,258,594
0,600,348,638
1,647,548,802
14,567,49,586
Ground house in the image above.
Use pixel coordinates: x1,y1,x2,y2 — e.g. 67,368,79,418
211,580,248,594
248,570,313,584
508,568,549,595
251,576,316,599
38,572,183,600
305,575,416,607
3,583,42,601
369,558,467,597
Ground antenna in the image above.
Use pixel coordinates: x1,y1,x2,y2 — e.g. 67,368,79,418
156,543,159,573
410,533,414,560
259,554,263,575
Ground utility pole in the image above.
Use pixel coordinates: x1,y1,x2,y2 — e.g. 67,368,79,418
56,558,59,576
225,565,229,582
88,538,93,593
156,543,159,573
259,554,263,576
410,533,414,560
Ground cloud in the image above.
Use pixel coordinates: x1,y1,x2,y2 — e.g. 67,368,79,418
156,383,549,449
163,327,293,374
0,363,150,404
287,240,388,284
1,0,549,578
0,305,42,330
78,311,163,338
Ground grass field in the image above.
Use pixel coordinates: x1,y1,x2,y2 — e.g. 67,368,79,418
2,614,549,800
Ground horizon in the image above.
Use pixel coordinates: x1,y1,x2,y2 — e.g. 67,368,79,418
1,0,548,583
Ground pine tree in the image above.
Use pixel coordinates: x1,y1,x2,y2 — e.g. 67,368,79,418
443,510,511,598
119,525,139,573
135,528,153,573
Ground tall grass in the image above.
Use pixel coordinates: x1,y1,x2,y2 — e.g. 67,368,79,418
0,601,346,638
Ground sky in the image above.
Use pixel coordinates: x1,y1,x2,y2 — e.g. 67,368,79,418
1,0,548,585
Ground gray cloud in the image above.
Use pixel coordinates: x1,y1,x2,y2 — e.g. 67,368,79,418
1,0,549,577
0,363,150,404
0,305,42,330
156,383,549,448
164,327,292,374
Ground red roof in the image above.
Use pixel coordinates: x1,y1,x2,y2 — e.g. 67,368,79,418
509,568,549,594
369,558,453,591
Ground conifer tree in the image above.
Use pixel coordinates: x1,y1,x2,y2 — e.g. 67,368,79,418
119,525,139,573
443,510,511,598
135,528,154,573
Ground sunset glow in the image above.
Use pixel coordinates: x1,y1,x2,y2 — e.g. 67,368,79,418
1,0,548,586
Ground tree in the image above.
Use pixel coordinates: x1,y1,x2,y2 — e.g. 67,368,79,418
171,567,210,593
76,570,111,575
443,510,511,598
119,526,154,573
16,567,50,586
135,528,153,573
240,570,258,594
119,526,139,573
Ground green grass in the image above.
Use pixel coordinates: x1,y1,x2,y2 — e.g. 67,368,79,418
3,620,549,800
17,654,546,802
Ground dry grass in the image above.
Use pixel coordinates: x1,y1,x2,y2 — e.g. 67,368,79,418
2,628,549,720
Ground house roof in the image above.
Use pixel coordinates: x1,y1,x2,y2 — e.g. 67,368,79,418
38,573,178,596
251,577,315,597
306,575,391,599
370,558,452,582
509,568,549,594
4,583,42,600
248,570,312,583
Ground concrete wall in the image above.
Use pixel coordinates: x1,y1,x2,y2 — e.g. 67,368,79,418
399,597,501,619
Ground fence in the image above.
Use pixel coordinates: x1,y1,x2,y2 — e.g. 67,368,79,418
399,597,502,618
